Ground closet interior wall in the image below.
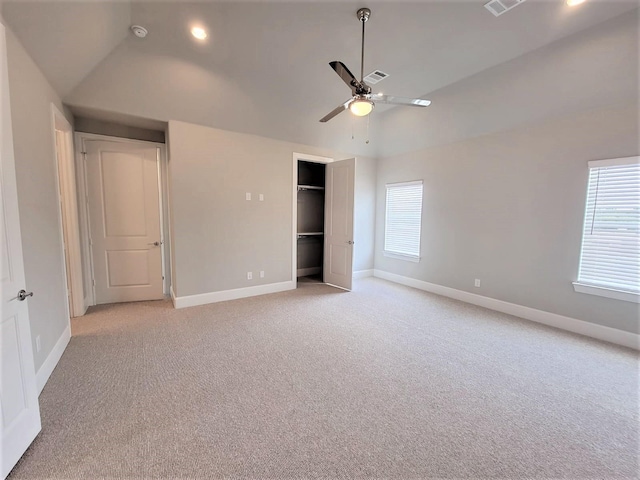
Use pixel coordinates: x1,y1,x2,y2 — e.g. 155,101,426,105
296,161,325,282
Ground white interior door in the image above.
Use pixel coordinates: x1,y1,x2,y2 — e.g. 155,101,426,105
324,158,355,290
0,22,41,479
85,140,163,304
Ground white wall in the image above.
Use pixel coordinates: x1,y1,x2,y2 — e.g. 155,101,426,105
168,120,376,298
5,25,72,372
375,103,639,334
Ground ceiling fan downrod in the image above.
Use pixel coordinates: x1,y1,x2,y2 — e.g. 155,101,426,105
357,8,370,84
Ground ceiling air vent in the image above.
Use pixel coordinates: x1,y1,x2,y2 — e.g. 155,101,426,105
363,70,389,85
484,0,526,17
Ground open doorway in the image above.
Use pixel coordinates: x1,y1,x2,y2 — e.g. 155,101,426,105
51,105,85,317
296,160,326,284
292,153,356,291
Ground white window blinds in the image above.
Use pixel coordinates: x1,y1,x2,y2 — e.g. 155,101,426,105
577,157,640,295
384,181,423,259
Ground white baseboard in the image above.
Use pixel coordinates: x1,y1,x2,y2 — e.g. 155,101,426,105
373,270,639,350
36,325,71,395
353,269,374,279
297,267,321,277
173,281,296,309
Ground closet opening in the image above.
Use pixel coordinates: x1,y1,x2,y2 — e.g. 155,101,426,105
296,160,326,285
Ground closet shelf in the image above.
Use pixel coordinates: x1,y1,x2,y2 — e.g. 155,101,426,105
297,232,324,238
298,185,325,191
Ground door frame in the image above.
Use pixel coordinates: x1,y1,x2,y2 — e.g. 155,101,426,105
74,132,170,307
50,104,85,317
291,152,333,283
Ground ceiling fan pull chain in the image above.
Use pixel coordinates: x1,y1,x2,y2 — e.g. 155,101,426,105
365,113,370,144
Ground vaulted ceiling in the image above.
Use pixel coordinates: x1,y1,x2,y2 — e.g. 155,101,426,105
2,1,638,156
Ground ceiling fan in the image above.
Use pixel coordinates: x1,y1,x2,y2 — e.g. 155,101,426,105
320,7,431,123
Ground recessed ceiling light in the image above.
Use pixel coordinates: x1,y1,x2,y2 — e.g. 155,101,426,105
566,0,586,6
191,27,207,40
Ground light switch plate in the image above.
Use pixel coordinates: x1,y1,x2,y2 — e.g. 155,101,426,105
246,192,251,201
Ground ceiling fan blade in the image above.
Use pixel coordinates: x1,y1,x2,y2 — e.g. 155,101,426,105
329,61,361,93
372,94,431,107
319,99,352,123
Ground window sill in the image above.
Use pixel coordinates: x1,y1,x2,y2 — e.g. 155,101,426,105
572,282,639,304
384,251,420,263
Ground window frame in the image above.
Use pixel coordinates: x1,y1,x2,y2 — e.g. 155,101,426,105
383,180,424,263
573,156,639,304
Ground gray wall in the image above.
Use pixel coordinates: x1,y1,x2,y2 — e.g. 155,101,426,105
168,120,376,297
376,12,638,158
354,154,376,272
5,25,73,371
74,116,165,143
375,104,639,334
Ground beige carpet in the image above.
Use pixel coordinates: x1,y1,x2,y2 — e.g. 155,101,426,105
9,278,639,479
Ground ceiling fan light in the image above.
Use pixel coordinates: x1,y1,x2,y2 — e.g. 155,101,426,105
349,99,374,117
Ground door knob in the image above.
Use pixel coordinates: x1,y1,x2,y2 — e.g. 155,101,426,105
148,241,161,246
347,240,354,245
17,290,33,301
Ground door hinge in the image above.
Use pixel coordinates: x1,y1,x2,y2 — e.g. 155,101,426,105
92,279,95,286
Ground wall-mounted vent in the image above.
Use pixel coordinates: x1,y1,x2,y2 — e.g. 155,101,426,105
484,0,526,17
363,70,389,85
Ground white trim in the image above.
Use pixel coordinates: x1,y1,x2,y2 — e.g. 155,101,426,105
173,281,295,309
293,152,334,164
51,104,85,318
588,156,639,168
353,269,374,279
36,325,71,394
170,285,177,308
383,251,421,263
573,282,639,304
292,152,333,285
374,270,639,350
75,132,168,307
74,133,95,309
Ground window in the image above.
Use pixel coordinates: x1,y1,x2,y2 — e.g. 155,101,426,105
384,181,423,262
574,157,639,303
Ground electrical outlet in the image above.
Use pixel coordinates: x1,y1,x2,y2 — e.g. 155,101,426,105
245,192,251,201
474,279,481,288
36,335,41,352
260,271,265,278
259,194,264,201
247,272,253,280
